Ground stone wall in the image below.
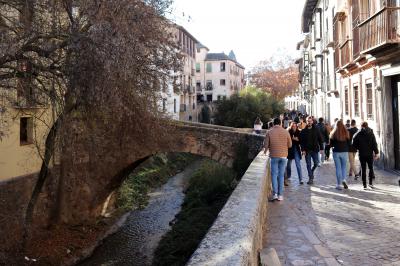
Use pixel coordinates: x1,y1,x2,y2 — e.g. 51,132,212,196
187,151,271,266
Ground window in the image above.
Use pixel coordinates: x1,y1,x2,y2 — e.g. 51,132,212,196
354,85,359,116
206,63,212,73
20,117,33,145
196,81,201,91
197,48,200,53
174,99,177,113
217,95,221,101
344,86,349,115
206,80,213,90
196,63,200,73
220,62,226,72
206,94,212,102
366,83,373,119
162,99,166,111
220,79,226,86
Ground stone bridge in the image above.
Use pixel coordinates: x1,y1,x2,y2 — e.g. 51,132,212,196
57,121,265,224
0,121,270,265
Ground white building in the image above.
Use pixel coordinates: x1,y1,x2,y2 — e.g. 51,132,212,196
295,0,400,172
195,45,245,102
162,25,198,122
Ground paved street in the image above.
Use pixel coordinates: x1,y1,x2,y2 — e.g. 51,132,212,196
262,158,400,266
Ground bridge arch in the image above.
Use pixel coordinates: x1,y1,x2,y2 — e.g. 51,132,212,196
57,122,265,224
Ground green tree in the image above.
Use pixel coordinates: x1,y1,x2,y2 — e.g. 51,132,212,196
213,86,284,128
200,104,211,123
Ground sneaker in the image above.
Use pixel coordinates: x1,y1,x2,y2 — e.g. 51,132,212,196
369,184,375,189
271,194,278,201
307,179,314,185
277,195,284,201
354,175,360,181
299,180,304,185
335,185,343,190
284,180,289,186
363,186,368,190
342,181,349,189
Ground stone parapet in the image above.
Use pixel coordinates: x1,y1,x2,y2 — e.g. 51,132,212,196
187,151,271,266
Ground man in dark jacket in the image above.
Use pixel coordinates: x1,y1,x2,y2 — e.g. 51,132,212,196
348,119,360,179
300,116,324,185
352,122,379,189
316,117,329,164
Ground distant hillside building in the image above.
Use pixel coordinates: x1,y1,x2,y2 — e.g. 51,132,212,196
195,45,245,102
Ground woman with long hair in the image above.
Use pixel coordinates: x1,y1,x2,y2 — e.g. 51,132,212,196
330,120,351,190
286,122,303,184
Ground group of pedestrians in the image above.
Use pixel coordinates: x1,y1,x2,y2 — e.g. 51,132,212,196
262,114,379,201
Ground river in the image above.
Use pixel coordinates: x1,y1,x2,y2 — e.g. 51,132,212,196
79,160,202,266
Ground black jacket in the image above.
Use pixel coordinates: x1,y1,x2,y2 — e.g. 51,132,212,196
317,122,329,143
348,127,358,152
287,128,302,159
300,125,324,153
330,137,350,152
352,127,379,157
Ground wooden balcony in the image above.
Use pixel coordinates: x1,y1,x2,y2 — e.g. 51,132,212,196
334,46,340,71
359,7,400,54
340,39,352,67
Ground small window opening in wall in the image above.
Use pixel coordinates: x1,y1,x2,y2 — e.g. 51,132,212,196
220,79,226,86
220,62,226,72
20,117,33,145
174,99,177,113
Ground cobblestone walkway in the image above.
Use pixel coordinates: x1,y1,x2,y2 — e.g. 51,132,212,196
262,158,400,266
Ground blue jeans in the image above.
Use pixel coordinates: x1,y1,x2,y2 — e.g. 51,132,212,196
305,151,319,178
287,147,303,181
333,152,348,185
271,157,287,196
319,143,326,163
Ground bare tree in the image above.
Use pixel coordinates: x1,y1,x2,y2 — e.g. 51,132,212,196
251,51,298,100
0,0,181,254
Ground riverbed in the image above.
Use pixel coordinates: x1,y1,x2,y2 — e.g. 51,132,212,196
79,160,203,266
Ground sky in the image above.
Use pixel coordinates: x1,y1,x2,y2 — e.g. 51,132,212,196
169,0,305,70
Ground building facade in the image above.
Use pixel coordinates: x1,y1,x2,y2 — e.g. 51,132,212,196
296,0,400,171
162,25,199,122
195,46,245,103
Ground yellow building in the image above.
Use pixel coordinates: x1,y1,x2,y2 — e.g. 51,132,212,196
0,89,53,180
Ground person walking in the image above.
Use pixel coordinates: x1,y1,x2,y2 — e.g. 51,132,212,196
348,119,360,179
254,117,263,134
286,122,303,184
317,117,329,164
330,120,351,190
352,122,379,189
264,118,292,201
298,117,307,130
345,119,351,129
300,116,324,185
324,122,332,160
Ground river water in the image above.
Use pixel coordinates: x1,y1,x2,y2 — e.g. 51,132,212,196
79,160,202,266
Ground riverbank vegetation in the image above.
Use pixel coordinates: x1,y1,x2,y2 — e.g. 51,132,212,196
152,159,237,266
116,153,197,212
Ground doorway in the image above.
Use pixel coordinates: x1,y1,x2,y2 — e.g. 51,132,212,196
391,75,400,170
